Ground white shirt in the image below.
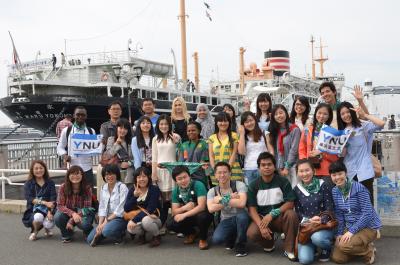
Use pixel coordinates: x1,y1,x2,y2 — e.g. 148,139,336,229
56,125,95,172
98,182,129,218
244,133,268,170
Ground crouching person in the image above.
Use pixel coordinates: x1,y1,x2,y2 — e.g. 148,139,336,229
87,164,129,246
124,167,162,247
207,161,249,257
167,165,213,250
329,162,381,264
246,152,299,261
54,166,95,243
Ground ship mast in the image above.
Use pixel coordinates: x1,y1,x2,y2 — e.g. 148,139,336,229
179,0,188,87
193,51,199,92
314,37,328,77
239,47,246,95
310,35,316,80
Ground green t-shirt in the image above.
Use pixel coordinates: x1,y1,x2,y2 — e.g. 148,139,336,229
247,174,296,216
172,180,207,204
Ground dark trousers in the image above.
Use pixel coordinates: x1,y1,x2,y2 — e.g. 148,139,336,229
160,200,171,225
167,210,213,240
353,175,374,204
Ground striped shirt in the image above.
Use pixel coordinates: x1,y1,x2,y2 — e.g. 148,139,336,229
332,181,381,236
247,174,296,216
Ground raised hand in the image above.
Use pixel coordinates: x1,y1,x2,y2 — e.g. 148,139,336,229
352,85,364,101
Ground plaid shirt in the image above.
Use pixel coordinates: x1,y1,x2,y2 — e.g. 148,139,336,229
57,183,92,220
56,119,72,139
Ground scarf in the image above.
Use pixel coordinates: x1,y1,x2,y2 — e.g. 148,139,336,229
178,180,195,204
338,179,352,200
330,99,341,111
196,103,215,139
301,177,321,194
277,123,298,155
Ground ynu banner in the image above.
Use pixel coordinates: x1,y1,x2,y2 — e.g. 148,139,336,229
70,134,103,157
316,125,350,155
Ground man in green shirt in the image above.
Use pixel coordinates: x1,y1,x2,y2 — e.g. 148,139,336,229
247,152,299,261
167,165,213,250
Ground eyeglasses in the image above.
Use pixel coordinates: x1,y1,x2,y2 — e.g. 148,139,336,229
75,113,86,116
110,108,121,111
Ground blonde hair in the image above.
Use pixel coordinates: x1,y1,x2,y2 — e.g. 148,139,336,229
171,96,191,122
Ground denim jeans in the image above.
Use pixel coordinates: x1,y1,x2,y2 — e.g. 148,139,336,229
86,217,127,244
54,210,94,240
243,170,259,185
212,211,249,248
298,229,334,264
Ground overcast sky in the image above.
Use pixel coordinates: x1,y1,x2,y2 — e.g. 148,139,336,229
0,0,399,124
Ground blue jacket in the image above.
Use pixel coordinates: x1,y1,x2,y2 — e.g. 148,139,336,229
332,181,381,236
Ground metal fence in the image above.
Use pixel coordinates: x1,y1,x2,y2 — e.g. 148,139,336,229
0,137,100,175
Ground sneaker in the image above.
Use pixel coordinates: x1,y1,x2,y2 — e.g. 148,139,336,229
184,234,196,244
90,233,101,247
263,246,275,253
28,232,37,241
235,248,248,257
319,249,331,262
62,238,72,243
176,233,184,238
150,235,161,247
44,229,53,237
284,251,297,262
169,230,177,235
159,227,167,236
199,239,209,250
225,240,235,250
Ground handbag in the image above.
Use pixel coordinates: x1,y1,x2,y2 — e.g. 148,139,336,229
123,205,160,221
298,211,338,245
309,155,321,169
100,153,119,167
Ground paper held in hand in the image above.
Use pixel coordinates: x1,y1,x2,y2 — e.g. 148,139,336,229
316,125,350,155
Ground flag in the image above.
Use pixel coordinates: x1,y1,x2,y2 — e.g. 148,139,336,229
206,10,212,21
316,125,350,155
8,31,23,74
204,2,211,10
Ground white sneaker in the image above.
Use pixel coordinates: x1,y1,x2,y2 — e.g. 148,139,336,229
28,233,37,241
284,251,297,261
263,246,275,253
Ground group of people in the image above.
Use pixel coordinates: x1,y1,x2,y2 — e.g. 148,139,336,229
22,81,384,265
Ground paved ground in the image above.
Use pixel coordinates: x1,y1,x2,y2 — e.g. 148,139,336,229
0,213,398,265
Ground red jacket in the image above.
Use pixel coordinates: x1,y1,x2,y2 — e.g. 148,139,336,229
299,125,339,176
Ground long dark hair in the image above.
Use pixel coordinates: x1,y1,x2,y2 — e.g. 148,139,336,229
337,101,362,130
113,118,132,145
241,111,263,142
268,104,290,150
214,112,234,148
256,93,272,121
63,165,87,198
155,114,173,142
289,96,311,125
311,103,333,137
223,103,237,131
133,166,152,188
135,116,155,149
28,160,50,181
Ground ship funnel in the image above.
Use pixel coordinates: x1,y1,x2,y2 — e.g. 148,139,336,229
364,79,373,92
264,50,290,77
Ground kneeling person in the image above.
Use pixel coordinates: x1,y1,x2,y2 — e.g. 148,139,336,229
246,152,299,261
207,161,249,257
167,166,213,250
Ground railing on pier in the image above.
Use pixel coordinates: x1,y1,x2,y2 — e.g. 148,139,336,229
0,137,100,176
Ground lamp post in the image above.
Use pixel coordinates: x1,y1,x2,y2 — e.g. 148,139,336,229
113,64,142,124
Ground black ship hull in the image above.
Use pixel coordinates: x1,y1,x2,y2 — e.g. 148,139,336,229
0,94,224,135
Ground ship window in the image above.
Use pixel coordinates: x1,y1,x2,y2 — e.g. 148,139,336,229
110,87,122,97
236,84,239,89
170,93,180,101
193,96,199,103
183,95,192,103
157,92,169,101
144,91,155,99
200,96,207,104
212,97,217,105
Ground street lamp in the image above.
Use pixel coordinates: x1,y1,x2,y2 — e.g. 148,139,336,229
113,64,143,124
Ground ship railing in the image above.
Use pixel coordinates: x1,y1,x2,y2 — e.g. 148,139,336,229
0,168,98,201
8,50,143,77
0,138,100,176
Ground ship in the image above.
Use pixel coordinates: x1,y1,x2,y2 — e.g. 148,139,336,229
210,37,345,112
0,47,242,136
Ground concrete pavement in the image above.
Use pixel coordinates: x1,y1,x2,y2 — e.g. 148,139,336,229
0,213,398,265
